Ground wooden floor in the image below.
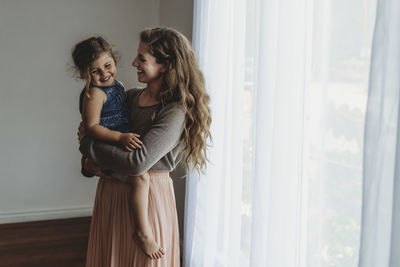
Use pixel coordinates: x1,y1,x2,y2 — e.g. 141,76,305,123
0,217,91,267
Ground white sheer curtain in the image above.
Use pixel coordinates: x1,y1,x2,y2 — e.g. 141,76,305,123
359,0,400,266
185,0,377,267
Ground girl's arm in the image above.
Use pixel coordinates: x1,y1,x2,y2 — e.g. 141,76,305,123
83,87,121,142
79,102,185,177
83,87,141,151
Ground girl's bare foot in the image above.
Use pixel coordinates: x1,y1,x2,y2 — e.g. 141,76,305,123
133,231,165,259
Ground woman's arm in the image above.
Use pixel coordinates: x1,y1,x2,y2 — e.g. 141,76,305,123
80,102,185,176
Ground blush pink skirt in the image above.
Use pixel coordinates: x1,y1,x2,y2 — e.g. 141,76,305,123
86,170,180,267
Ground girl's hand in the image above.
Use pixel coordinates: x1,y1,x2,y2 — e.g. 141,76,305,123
118,133,142,151
78,121,86,142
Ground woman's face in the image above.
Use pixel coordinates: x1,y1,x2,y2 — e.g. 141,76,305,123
132,42,167,86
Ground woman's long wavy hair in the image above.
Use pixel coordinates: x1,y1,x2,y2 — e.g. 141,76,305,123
140,27,212,173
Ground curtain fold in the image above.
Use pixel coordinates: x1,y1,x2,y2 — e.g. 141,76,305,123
186,1,310,266
184,0,246,266
250,0,309,266
359,0,400,266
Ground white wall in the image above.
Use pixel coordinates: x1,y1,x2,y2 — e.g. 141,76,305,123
0,0,161,223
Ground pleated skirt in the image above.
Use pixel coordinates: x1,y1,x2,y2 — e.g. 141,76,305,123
86,170,180,267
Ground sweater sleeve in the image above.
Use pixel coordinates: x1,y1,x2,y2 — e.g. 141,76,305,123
79,102,185,177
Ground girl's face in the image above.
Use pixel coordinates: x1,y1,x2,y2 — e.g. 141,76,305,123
89,52,117,87
132,42,167,86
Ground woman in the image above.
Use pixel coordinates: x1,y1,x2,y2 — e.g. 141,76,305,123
79,27,211,267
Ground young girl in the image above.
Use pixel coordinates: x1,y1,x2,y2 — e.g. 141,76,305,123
72,36,165,260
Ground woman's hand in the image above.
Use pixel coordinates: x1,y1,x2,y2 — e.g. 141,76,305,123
83,158,102,176
118,133,142,151
78,121,86,142
83,158,113,179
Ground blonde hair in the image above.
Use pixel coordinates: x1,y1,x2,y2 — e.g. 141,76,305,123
140,27,212,172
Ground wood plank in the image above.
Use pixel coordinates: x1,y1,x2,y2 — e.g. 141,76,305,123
0,217,91,267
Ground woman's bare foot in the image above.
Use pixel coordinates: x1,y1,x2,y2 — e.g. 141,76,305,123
133,231,165,259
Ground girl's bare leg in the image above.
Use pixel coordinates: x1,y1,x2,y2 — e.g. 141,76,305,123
127,173,165,259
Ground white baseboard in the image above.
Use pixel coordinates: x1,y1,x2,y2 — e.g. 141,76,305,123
0,206,93,224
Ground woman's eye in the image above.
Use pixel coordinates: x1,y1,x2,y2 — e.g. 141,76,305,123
105,64,111,68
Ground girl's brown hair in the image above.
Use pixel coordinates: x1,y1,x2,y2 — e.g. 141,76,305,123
140,27,212,173
71,36,119,92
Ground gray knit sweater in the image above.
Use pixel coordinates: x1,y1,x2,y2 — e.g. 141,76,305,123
79,88,186,182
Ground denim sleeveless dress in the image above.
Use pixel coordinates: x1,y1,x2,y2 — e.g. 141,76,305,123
79,80,131,133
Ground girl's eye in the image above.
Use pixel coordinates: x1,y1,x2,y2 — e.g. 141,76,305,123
90,69,99,74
